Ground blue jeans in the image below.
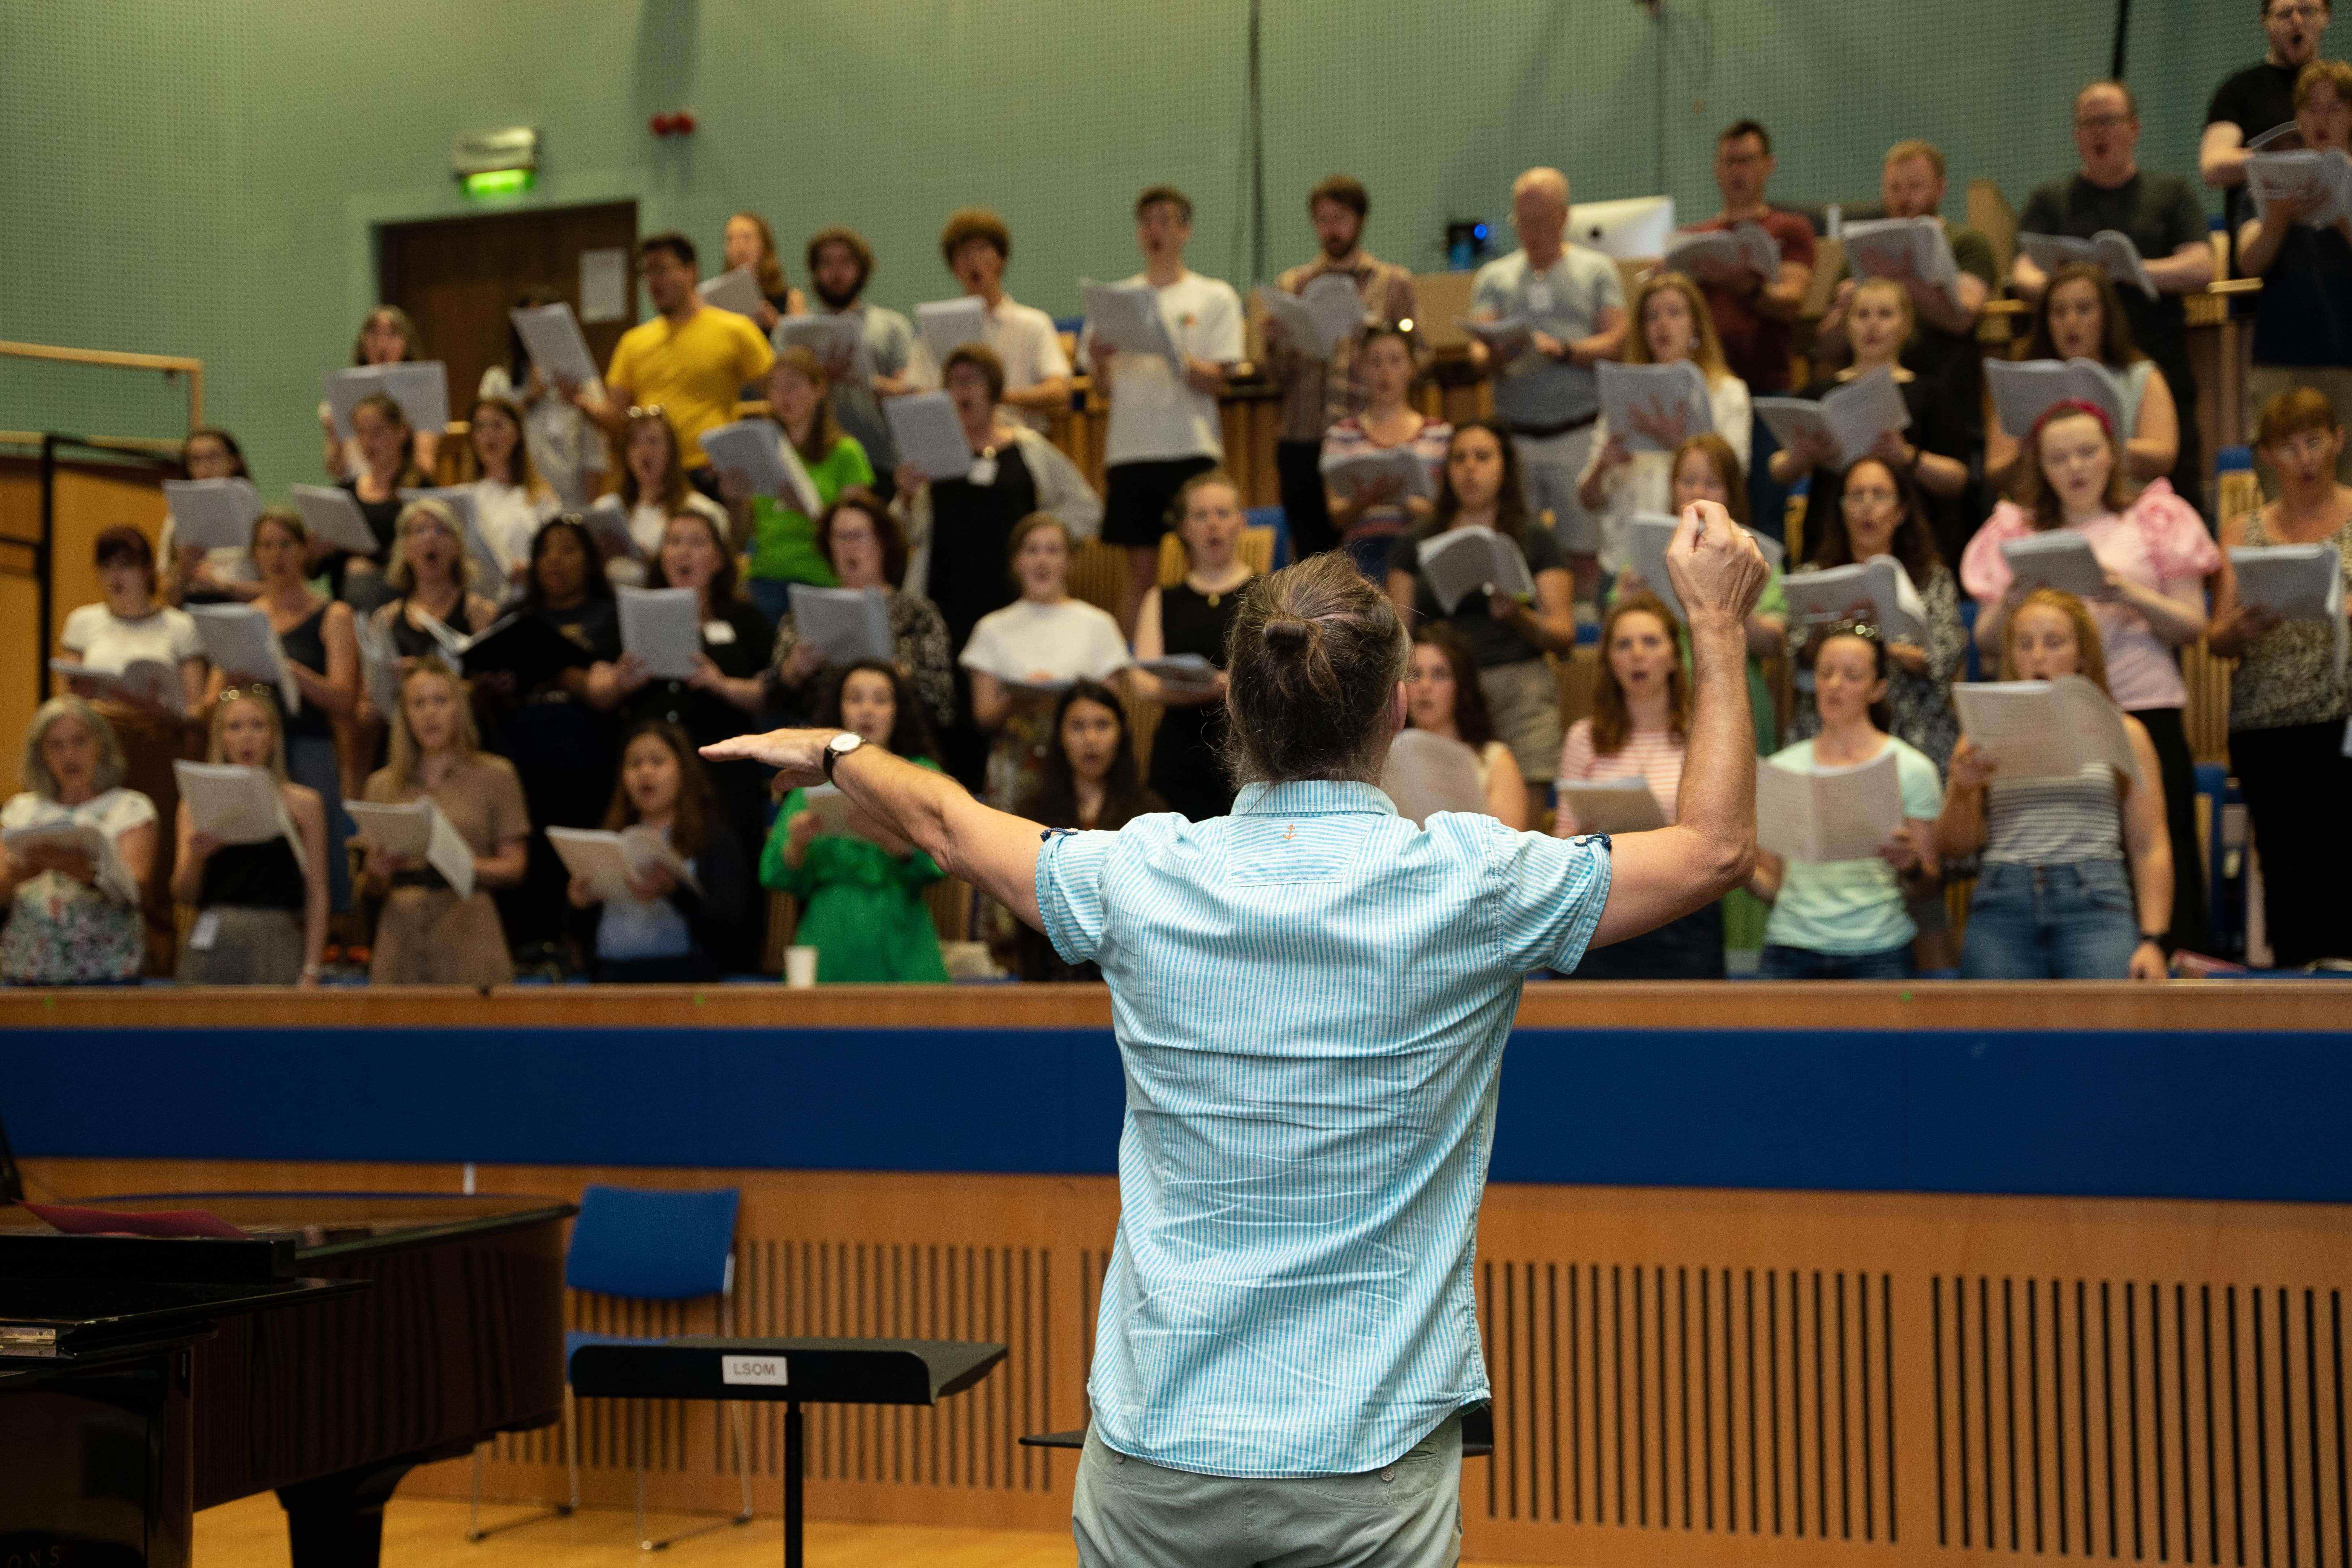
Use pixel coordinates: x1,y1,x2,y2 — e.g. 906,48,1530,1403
1959,860,2140,979
1756,942,1914,980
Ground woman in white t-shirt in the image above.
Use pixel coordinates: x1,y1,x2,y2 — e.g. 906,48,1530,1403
57,525,207,719
1576,271,1753,577
1403,624,1525,827
1,698,158,985
961,514,1131,809
464,395,558,592
607,411,728,588
479,292,607,511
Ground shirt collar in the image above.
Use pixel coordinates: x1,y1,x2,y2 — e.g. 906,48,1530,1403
1233,780,1398,818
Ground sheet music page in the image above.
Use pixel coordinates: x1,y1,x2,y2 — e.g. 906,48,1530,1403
189,606,299,715
1953,682,2084,781
1597,361,1713,452
1822,367,1912,466
352,614,401,716
882,391,974,481
1137,653,1217,686
698,420,791,499
172,762,284,845
1756,748,1900,862
787,585,896,664
1257,285,1338,359
1751,397,1831,457
344,800,432,858
616,586,702,681
1318,446,1428,500
2000,533,2108,597
619,822,700,895
1559,778,1669,834
914,296,988,367
161,478,262,551
2229,545,2341,621
1417,526,1502,614
288,484,383,555
2053,674,2141,785
1378,729,1489,825
509,303,601,387
697,266,764,319
583,496,636,557
776,316,874,381
547,827,637,902
423,801,476,900
1080,279,1183,365
1301,273,1366,353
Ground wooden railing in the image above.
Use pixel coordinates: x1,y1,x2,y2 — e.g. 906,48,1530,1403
0,339,204,452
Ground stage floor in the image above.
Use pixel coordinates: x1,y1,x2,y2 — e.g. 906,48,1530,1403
195,1493,1521,1566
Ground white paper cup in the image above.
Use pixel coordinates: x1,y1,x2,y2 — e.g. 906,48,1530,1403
784,946,819,988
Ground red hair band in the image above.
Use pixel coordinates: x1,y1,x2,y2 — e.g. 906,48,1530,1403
2030,396,2115,443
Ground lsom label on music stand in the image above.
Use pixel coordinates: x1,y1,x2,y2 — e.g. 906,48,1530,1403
721,1355,789,1387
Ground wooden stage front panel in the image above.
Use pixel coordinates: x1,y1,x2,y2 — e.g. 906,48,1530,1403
24,1152,2350,1568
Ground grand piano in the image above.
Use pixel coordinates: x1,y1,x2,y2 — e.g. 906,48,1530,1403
0,1191,573,1568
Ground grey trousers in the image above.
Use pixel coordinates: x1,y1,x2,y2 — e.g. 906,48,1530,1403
1072,1416,1463,1568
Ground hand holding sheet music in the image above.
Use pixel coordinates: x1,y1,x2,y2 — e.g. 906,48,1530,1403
50,658,181,709
189,606,299,715
548,824,699,903
1982,357,2130,439
1081,280,1184,366
1839,217,1963,307
2016,232,2158,300
1,817,140,904
700,420,823,513
697,266,764,319
1319,445,1430,503
2230,544,2349,674
1663,223,1780,281
173,761,307,871
1999,533,2110,599
1752,368,1909,470
1754,749,1904,864
1952,676,2140,786
289,484,385,556
344,798,475,899
776,316,874,383
617,587,703,682
1256,275,1364,361
1780,556,1928,645
1596,361,1713,452
1623,513,1783,622
1417,526,1537,615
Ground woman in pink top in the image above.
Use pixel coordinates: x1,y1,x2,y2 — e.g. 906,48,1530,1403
1552,593,1720,979
1959,399,2218,950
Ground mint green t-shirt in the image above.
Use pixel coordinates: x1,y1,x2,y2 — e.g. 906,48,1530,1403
1761,734,1943,956
746,435,874,586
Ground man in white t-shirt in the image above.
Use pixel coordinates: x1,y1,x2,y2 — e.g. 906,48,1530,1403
1469,167,1628,611
1081,185,1245,634
940,208,1073,436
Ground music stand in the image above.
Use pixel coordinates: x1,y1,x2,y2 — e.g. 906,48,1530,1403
568,1335,1004,1568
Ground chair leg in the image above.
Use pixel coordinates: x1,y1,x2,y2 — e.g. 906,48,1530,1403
464,1388,578,1543
633,1400,753,1550
730,1401,753,1524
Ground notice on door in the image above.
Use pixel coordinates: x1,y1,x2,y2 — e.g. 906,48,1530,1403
580,248,629,322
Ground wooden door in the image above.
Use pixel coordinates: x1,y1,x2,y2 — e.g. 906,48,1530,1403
376,201,638,431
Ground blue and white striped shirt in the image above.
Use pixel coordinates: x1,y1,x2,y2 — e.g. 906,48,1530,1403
1035,779,1613,1477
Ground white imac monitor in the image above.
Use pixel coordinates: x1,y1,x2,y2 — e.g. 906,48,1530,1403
1567,195,1676,260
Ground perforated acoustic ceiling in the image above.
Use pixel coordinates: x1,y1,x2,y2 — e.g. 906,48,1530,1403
0,0,2250,494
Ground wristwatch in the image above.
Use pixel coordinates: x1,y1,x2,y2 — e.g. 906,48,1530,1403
821,730,864,783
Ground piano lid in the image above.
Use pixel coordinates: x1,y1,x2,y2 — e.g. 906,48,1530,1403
0,1274,361,1366
0,1192,574,1263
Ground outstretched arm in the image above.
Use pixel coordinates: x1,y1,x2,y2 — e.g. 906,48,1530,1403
1587,500,1767,947
701,732,1046,928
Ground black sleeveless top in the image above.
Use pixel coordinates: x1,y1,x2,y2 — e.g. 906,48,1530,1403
199,836,305,912
1147,578,1244,822
384,596,487,660
277,604,332,740
926,442,1038,657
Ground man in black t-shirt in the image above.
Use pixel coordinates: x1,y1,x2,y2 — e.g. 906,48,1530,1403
2014,81,2218,513
2202,0,2333,268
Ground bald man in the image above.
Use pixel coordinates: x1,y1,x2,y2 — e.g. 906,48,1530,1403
1466,167,1628,607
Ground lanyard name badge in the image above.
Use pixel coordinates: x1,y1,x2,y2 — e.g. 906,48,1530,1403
968,447,999,487
1524,267,1556,317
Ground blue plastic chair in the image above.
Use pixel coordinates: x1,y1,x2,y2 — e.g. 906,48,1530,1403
469,1185,748,1551
1245,504,1292,567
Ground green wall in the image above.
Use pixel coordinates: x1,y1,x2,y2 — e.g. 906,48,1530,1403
0,0,2257,495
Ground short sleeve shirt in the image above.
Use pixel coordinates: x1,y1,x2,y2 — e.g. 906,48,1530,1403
957,598,1130,684
2017,173,2209,376
1033,779,1611,1476
2209,61,2304,241
1760,736,1944,956
60,603,201,670
1086,272,1247,466
3,787,156,907
985,297,1073,432
1468,246,1625,427
605,306,775,468
1692,210,1818,392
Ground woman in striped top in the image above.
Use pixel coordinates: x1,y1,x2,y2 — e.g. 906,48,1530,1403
1935,590,2171,979
1554,593,1721,978
1321,325,1450,581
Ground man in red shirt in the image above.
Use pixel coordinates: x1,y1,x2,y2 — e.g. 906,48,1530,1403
1685,120,1817,539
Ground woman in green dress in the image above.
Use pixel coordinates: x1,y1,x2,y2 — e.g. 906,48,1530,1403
759,658,949,983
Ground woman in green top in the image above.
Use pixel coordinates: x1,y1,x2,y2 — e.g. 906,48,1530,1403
759,657,948,983
721,345,875,626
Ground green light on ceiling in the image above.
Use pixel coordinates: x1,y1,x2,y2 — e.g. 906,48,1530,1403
462,168,535,199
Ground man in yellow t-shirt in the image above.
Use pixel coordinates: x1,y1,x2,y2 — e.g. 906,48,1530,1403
571,232,774,485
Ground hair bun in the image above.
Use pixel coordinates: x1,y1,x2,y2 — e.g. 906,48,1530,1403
1261,617,1314,654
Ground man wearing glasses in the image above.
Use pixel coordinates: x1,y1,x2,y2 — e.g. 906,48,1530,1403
2203,0,2334,257
2013,82,2217,514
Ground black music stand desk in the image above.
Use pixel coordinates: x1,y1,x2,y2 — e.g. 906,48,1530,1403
569,1335,1005,1567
